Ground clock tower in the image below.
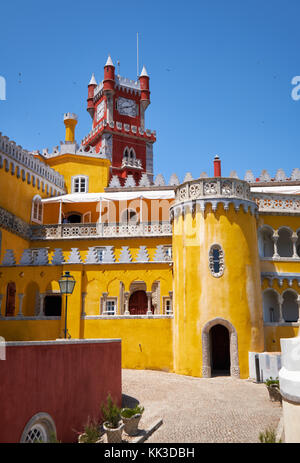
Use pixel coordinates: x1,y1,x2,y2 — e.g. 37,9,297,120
84,55,156,186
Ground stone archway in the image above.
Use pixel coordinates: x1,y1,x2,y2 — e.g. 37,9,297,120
202,318,240,378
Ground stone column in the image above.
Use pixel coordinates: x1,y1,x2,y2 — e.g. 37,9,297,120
272,232,279,258
169,291,173,314
81,292,87,317
124,292,130,315
38,293,45,317
102,292,108,315
0,295,3,318
292,233,299,259
146,291,152,315
278,294,284,324
17,294,24,318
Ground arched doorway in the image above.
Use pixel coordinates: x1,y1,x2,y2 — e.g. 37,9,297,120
210,324,230,376
5,282,16,316
202,318,240,378
66,213,82,223
129,291,153,315
44,295,62,317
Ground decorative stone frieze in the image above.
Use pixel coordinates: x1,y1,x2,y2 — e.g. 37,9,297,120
261,272,300,287
171,177,257,218
31,221,172,240
51,248,65,265
153,245,168,262
1,249,16,266
252,194,300,214
118,246,132,263
136,246,150,263
0,206,32,240
66,248,83,264
0,132,65,191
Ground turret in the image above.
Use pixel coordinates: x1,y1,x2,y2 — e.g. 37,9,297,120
64,113,78,143
87,73,97,119
103,55,115,92
139,65,150,109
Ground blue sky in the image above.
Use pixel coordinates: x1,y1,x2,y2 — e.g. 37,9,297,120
0,0,300,181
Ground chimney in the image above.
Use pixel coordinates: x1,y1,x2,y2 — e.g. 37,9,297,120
214,155,221,177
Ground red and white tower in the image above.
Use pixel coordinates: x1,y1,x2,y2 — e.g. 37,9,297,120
83,56,156,186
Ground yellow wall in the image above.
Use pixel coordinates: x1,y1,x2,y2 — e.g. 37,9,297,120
46,155,110,194
0,229,29,263
173,203,264,379
0,160,53,223
0,262,173,371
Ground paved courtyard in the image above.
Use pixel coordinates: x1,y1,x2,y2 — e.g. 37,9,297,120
122,369,282,443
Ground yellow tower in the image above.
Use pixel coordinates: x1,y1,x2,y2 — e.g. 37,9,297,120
171,175,265,379
63,113,78,143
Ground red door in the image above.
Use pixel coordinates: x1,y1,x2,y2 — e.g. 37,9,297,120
5,282,16,316
129,291,154,315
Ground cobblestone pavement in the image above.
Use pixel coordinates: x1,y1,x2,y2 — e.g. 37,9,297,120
122,369,282,443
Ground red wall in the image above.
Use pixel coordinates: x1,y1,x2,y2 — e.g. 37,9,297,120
0,339,121,443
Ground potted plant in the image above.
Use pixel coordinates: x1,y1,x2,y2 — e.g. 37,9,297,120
77,416,100,443
265,377,282,403
120,404,144,436
101,394,124,443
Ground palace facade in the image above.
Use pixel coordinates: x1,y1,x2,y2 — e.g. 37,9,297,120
0,56,300,379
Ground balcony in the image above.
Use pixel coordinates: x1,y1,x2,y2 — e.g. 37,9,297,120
31,221,172,240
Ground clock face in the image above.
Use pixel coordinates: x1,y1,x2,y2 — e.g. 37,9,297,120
117,97,137,117
96,100,105,121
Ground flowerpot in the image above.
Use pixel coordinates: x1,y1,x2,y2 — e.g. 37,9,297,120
267,384,282,403
122,414,142,436
103,421,124,443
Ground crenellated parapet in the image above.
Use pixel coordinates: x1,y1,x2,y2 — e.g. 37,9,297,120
0,132,65,192
170,177,258,218
82,118,156,147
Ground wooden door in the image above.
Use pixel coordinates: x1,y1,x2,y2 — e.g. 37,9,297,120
129,291,149,315
5,282,16,316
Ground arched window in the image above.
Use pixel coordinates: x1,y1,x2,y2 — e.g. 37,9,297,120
258,226,274,258
71,176,89,193
263,289,280,323
277,227,293,257
31,195,43,224
129,148,136,160
209,244,225,277
282,290,299,323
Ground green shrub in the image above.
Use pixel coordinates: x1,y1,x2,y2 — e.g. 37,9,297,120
121,405,144,418
265,377,279,387
259,426,281,443
101,394,121,429
80,417,100,443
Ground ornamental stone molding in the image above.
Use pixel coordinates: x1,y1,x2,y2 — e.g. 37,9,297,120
0,206,32,240
252,194,300,215
202,317,240,378
0,132,65,191
171,177,257,218
261,272,300,287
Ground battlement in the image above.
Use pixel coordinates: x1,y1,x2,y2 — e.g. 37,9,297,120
0,132,65,191
39,142,108,160
93,75,141,102
63,112,78,121
82,119,156,146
